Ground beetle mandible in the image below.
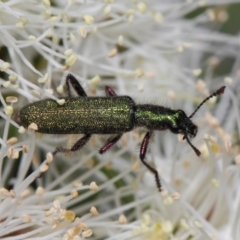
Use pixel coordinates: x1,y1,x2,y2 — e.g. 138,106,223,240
17,74,225,191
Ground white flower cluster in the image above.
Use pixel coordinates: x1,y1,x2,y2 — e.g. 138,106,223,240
0,0,240,239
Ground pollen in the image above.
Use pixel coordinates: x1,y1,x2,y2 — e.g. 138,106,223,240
135,68,144,78
235,155,240,164
22,214,32,223
180,219,190,230
28,35,36,41
20,188,31,199
108,48,118,58
12,150,19,159
36,186,45,196
208,56,220,67
15,21,25,29
65,54,77,66
128,15,134,23
167,90,176,100
137,2,147,13
118,35,124,46
89,75,101,86
171,192,181,200
45,208,54,217
126,9,135,15
32,155,40,165
211,178,219,188
196,80,206,91
9,190,16,198
89,181,98,191
28,123,38,131
6,137,18,145
78,222,88,230
62,65,70,72
70,32,76,42
8,147,15,158
224,77,233,86
137,84,144,92
177,45,184,53
46,152,53,163
225,140,232,153
194,220,202,228
183,42,192,48
0,188,10,197
83,15,94,25
57,99,66,105
192,68,202,77
163,196,173,206
41,0,51,7
3,81,11,88
132,161,139,171
38,73,49,84
103,5,111,15
4,106,13,116
154,12,164,23
40,163,49,172
210,142,221,154
31,90,41,97
118,214,127,224
66,225,81,238
65,210,75,222
72,180,83,187
64,49,73,57
57,85,64,94
9,74,17,82
78,27,87,38
82,229,93,237
20,17,29,24
71,190,78,198
44,89,53,95
6,96,18,103
90,206,99,216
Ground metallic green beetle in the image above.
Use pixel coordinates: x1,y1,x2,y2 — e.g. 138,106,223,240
17,74,225,191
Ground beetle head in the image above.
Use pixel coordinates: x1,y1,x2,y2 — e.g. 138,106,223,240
169,110,198,138
171,86,226,156
168,109,201,156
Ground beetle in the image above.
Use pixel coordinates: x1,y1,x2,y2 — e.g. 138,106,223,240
17,74,225,191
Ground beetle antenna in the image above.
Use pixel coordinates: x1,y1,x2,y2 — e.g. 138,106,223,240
185,134,201,156
189,86,226,119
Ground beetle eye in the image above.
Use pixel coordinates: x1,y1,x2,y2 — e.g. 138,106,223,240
193,127,198,136
170,125,180,134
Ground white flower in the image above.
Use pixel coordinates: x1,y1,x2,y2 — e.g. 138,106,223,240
0,0,240,239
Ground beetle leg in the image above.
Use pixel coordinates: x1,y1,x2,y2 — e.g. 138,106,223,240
105,86,117,97
99,134,122,154
140,131,162,192
66,74,87,97
52,134,91,156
